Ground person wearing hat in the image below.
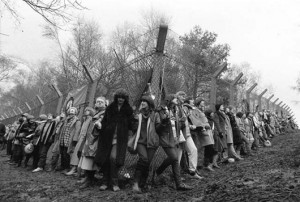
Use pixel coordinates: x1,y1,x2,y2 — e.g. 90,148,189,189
64,107,96,177
176,91,202,178
58,107,81,172
95,89,134,192
131,95,159,193
77,97,107,188
23,114,48,169
153,94,193,191
13,113,37,167
32,114,57,172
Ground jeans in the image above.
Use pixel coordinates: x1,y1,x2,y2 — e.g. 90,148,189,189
134,144,156,187
38,143,52,168
156,147,182,188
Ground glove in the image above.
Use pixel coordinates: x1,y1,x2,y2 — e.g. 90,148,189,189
219,132,224,138
77,151,81,159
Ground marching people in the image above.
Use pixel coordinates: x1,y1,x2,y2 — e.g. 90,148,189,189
77,96,106,188
153,94,193,191
95,89,134,192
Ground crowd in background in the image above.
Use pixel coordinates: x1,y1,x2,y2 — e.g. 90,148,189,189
0,89,298,193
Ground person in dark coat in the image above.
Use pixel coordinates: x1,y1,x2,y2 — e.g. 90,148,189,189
153,94,193,191
225,106,243,151
95,89,134,192
0,121,6,150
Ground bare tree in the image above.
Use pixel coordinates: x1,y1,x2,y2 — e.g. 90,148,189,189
1,0,85,26
0,55,16,82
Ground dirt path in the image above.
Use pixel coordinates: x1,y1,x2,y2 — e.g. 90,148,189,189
1,131,300,202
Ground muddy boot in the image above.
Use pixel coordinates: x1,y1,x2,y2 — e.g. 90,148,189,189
79,171,93,189
133,170,142,193
212,155,220,169
65,166,76,176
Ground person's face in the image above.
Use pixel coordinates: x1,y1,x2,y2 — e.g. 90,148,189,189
200,101,205,108
242,114,246,119
210,112,214,118
189,100,195,106
140,101,149,110
118,97,125,105
95,98,106,109
177,94,186,103
219,105,224,111
171,98,178,105
23,116,27,121
225,108,229,113
84,110,90,116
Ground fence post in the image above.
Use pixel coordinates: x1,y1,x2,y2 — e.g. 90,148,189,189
25,102,31,112
229,73,243,106
36,95,45,115
246,83,257,112
266,94,274,110
272,98,279,112
13,109,18,116
4,113,8,118
209,63,227,108
52,84,64,115
277,101,283,116
18,107,23,114
151,24,168,106
258,89,267,111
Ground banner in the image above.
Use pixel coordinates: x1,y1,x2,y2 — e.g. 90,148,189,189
63,85,88,113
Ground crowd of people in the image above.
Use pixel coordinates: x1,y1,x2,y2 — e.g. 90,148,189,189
0,89,297,193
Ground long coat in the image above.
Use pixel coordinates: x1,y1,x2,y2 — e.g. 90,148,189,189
227,112,243,145
82,110,105,157
95,102,133,167
213,111,228,149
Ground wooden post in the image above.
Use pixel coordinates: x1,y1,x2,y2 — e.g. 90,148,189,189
277,101,283,116
266,94,274,110
209,63,227,108
52,84,64,115
18,107,23,114
246,83,257,112
229,73,243,106
36,95,45,115
258,89,267,111
25,102,31,111
272,98,279,112
13,109,18,116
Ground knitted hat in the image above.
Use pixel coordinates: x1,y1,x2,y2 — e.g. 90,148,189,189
85,107,96,116
39,114,48,120
236,112,244,118
176,91,187,97
141,95,155,109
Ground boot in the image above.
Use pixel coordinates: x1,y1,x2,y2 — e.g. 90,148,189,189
79,171,93,188
204,164,215,172
212,155,220,169
65,166,76,176
133,169,142,193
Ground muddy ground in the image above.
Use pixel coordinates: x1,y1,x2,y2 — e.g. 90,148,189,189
1,131,300,202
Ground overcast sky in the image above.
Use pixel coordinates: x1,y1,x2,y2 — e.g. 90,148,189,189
1,0,300,123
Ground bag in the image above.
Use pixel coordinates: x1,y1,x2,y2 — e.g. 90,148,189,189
127,131,137,154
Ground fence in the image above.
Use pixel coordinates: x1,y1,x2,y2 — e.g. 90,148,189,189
0,25,292,177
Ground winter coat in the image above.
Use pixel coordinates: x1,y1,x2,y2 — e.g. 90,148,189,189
213,111,228,148
95,100,134,167
155,105,185,148
51,119,65,154
82,110,105,157
227,112,243,145
0,122,6,136
58,116,81,154
36,120,56,145
131,111,159,149
32,121,47,145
